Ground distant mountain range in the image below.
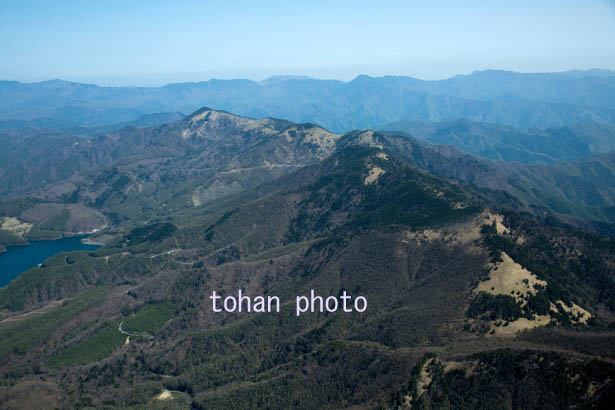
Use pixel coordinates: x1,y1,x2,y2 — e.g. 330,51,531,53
2,69,615,132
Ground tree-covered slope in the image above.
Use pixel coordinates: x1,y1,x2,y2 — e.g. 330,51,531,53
383,119,615,164
1,142,614,408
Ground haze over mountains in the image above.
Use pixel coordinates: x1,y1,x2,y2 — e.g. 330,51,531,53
2,69,615,132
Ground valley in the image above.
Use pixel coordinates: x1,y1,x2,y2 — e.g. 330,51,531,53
0,104,614,409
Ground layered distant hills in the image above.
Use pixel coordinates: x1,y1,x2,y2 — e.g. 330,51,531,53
2,69,615,132
2,108,615,227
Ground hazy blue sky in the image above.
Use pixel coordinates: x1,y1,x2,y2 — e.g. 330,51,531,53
1,0,614,85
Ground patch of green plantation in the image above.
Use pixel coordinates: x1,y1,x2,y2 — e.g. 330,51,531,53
48,303,177,368
27,209,72,240
127,222,177,244
0,287,109,361
243,240,319,262
122,302,177,334
47,322,126,368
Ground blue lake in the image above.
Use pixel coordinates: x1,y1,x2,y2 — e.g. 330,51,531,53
0,236,100,287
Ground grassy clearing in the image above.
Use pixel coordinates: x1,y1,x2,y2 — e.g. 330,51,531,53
0,287,109,360
47,323,125,368
123,303,176,334
47,302,176,368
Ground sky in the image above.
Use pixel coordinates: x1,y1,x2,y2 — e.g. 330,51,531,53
1,0,614,86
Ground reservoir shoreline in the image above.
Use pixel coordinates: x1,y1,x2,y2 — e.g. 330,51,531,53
0,236,101,288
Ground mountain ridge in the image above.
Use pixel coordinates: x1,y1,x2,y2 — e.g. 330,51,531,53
2,107,615,229
3,69,615,132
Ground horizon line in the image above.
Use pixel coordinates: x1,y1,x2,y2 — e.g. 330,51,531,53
2,67,615,88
